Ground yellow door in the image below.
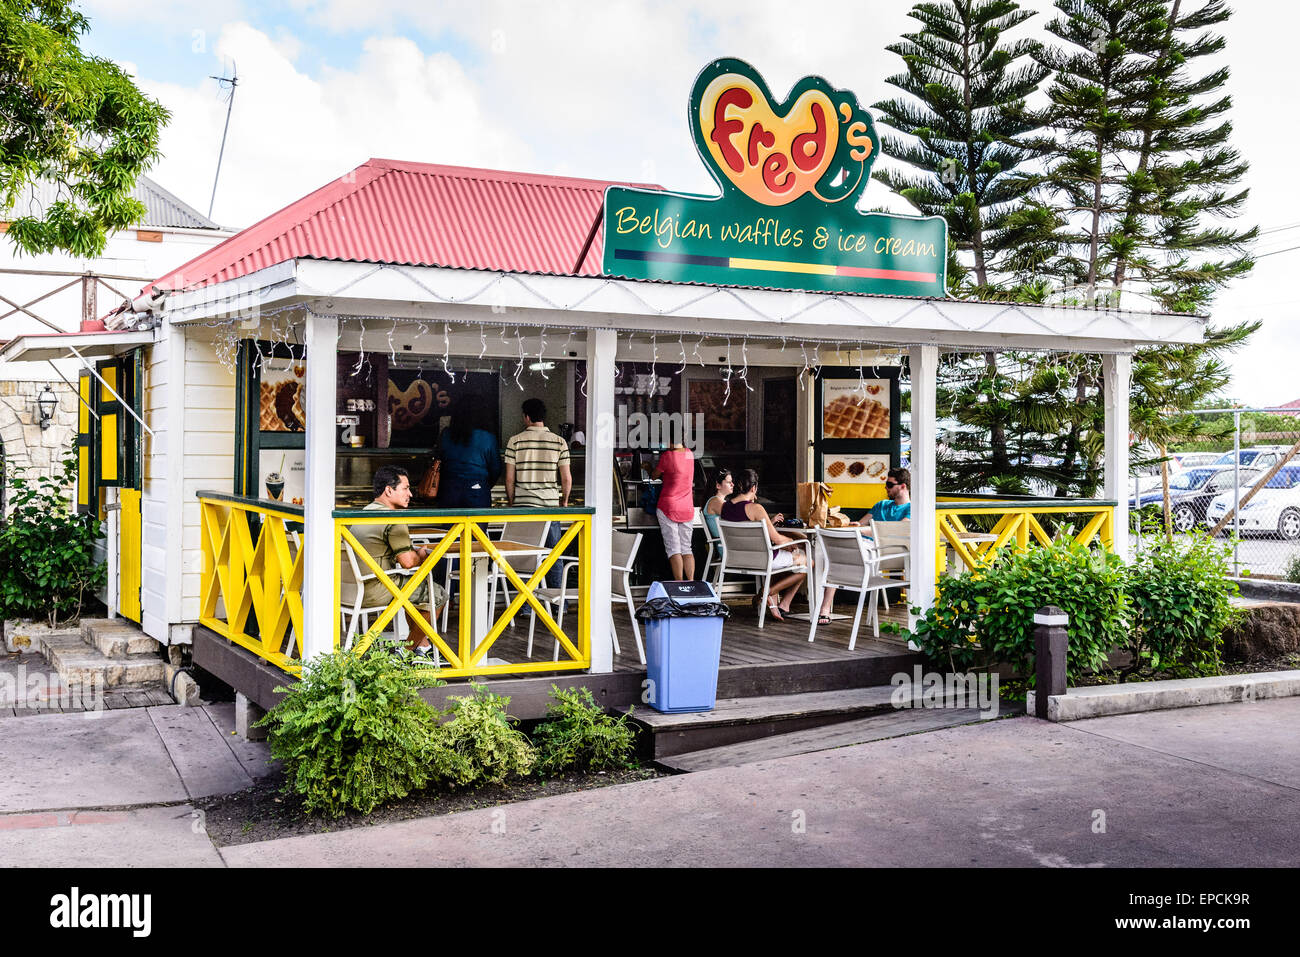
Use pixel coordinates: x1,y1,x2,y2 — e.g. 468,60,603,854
119,488,142,622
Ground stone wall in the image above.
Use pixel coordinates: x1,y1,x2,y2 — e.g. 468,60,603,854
0,379,79,502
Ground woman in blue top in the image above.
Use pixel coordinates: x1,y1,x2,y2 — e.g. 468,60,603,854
702,468,733,539
435,407,502,509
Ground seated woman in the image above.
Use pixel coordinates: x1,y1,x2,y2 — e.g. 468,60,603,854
719,469,807,622
702,468,733,540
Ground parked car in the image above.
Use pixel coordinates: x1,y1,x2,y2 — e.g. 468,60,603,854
1171,452,1222,471
1211,446,1291,471
1205,466,1300,539
1130,466,1262,533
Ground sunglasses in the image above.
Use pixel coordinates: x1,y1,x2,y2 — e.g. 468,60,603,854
884,480,899,489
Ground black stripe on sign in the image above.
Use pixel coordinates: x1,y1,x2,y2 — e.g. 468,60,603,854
615,248,730,268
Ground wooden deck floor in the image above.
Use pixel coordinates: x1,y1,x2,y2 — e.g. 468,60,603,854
458,596,913,676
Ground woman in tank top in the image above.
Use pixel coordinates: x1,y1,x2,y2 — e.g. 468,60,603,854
718,469,807,622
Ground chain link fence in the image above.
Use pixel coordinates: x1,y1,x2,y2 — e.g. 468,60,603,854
1130,407,1300,580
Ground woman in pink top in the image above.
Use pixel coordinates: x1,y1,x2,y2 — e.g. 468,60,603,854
651,442,697,580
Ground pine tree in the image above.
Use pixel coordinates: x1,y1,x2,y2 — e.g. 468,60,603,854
874,0,1048,294
875,1,1049,487
998,1,1256,497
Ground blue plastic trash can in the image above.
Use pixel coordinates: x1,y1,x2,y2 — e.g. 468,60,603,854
641,581,725,713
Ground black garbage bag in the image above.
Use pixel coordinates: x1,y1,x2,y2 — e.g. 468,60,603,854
636,596,732,620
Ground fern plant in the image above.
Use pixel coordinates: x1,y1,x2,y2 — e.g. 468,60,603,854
435,686,536,786
533,686,638,776
258,643,451,818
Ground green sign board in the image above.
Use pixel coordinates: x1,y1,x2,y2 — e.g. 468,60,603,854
603,58,947,298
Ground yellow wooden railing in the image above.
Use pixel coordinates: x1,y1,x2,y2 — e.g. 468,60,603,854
198,493,305,673
198,493,592,678
333,506,592,678
934,495,1117,579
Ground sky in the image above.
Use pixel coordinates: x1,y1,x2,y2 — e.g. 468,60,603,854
76,0,1297,407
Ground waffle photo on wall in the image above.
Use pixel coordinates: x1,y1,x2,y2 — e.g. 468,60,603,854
823,454,890,484
821,380,890,440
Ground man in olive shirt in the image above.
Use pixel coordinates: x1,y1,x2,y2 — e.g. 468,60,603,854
343,466,447,661
503,398,571,586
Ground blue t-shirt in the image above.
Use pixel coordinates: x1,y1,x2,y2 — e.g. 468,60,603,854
869,500,911,522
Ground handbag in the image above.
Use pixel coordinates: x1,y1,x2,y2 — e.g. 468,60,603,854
417,458,441,501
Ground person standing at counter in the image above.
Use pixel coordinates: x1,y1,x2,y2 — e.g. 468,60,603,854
651,440,697,580
436,407,501,509
504,398,571,587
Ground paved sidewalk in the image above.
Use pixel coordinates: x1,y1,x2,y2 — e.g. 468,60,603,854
222,698,1300,868
3,697,1297,867
0,703,275,867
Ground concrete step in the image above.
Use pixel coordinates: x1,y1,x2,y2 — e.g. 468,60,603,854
659,706,1008,772
38,634,167,689
80,618,161,659
628,685,973,759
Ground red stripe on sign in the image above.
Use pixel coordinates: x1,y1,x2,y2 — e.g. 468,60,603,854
836,265,937,283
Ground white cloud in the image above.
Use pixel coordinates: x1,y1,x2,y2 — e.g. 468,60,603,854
136,22,532,227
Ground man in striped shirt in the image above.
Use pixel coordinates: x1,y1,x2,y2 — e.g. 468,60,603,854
504,398,572,586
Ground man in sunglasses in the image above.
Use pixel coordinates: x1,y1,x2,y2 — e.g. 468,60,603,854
812,467,911,625
869,468,911,522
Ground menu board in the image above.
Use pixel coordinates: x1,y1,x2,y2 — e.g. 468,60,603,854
823,453,890,484
820,379,890,440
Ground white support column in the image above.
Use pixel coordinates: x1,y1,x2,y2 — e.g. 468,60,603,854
1103,353,1132,562
585,328,617,674
908,344,939,633
302,312,338,664
164,321,186,630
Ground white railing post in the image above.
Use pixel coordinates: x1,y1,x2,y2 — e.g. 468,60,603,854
302,311,338,664
909,343,938,634
586,328,617,673
1103,353,1131,561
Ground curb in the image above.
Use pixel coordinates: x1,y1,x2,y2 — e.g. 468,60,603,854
1026,669,1300,722
1232,578,1300,603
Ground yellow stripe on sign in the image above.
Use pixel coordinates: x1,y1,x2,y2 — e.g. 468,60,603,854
729,257,837,276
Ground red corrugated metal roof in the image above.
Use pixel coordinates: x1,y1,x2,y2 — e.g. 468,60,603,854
147,158,662,293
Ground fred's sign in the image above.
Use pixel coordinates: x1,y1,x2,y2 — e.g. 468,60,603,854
603,58,947,297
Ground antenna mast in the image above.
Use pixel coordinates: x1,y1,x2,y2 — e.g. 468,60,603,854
207,63,238,220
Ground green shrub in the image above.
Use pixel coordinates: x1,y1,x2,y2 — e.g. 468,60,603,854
1284,553,1300,585
912,536,1130,682
0,451,106,626
259,643,452,818
1126,534,1242,677
533,686,638,776
434,686,536,786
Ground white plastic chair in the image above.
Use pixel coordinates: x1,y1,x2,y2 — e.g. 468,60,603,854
491,520,553,626
537,530,644,664
716,519,809,628
867,517,912,609
339,540,409,650
807,528,908,650
699,507,725,586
